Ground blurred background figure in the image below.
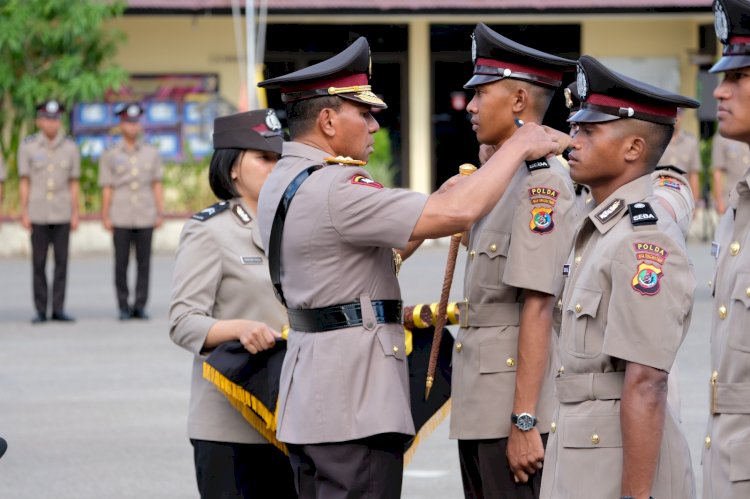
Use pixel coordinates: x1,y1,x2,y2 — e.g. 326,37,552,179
658,108,702,205
169,109,296,499
99,103,164,321
18,99,80,324
710,131,750,213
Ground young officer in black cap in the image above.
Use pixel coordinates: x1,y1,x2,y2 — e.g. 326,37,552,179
702,1,750,497
255,36,560,499
99,103,164,320
449,23,579,499
169,109,297,499
18,99,80,323
539,55,699,499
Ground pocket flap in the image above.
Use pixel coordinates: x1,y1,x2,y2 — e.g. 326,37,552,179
479,331,519,374
562,414,622,448
476,230,511,259
376,328,405,361
730,437,750,482
731,272,750,309
566,287,603,319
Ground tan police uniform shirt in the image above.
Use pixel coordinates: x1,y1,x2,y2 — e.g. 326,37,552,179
652,166,695,239
169,198,286,444
702,170,750,499
539,175,696,499
257,141,427,445
712,134,750,202
98,140,162,228
17,131,80,224
450,157,578,440
658,129,702,174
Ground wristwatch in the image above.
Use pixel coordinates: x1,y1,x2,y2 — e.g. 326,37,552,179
511,412,537,431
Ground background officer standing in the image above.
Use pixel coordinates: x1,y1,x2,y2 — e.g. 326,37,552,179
99,103,164,321
539,56,699,499
710,131,750,214
657,108,702,207
256,37,559,499
18,99,80,323
702,0,750,497
451,24,578,499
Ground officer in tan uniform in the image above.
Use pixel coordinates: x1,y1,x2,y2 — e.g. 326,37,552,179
169,109,296,498
658,108,702,204
255,37,560,499
702,1,750,497
99,103,164,320
539,56,699,499
711,131,750,213
451,24,578,499
18,100,80,323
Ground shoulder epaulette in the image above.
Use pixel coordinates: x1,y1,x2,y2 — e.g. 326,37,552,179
525,157,550,172
655,164,686,175
192,201,230,221
628,202,659,226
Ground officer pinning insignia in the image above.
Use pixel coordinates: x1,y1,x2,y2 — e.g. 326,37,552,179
240,256,263,265
232,204,252,224
629,202,659,226
325,156,367,166
192,201,230,221
351,174,383,188
595,198,626,223
658,175,682,191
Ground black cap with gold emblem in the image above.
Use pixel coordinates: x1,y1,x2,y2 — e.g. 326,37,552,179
464,23,576,90
36,99,65,119
114,102,144,122
710,0,750,73
212,109,284,154
569,55,700,125
564,81,582,114
258,37,386,109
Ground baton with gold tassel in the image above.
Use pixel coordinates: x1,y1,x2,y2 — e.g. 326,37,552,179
425,163,477,399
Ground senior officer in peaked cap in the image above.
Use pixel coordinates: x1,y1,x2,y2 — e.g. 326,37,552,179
256,36,560,498
451,23,579,499
99,103,164,320
18,99,80,323
539,56,699,499
703,1,750,497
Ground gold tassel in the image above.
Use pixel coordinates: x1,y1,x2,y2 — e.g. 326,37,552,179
403,399,452,467
202,362,278,430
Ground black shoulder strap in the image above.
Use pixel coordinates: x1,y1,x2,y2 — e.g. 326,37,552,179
269,165,322,306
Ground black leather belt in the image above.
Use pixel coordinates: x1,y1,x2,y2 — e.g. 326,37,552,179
287,300,403,332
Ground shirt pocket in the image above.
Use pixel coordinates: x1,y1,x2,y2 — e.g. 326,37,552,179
730,436,750,484
562,413,622,449
474,230,511,290
479,326,518,374
376,327,406,362
728,272,750,352
565,287,603,359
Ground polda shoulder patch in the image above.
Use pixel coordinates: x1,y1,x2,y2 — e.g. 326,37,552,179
192,201,230,221
628,202,658,226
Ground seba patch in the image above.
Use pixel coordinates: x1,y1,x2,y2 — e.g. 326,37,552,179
351,175,383,189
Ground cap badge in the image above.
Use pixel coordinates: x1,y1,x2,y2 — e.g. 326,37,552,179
471,33,477,65
576,65,588,101
46,101,60,114
126,104,140,118
265,110,282,131
714,0,729,44
564,88,574,109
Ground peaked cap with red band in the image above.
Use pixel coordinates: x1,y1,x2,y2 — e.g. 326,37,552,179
464,23,576,90
258,37,386,109
568,55,699,125
710,0,750,73
114,102,144,122
212,109,284,154
36,99,65,119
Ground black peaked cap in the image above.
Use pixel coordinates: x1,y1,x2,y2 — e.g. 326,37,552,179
212,109,284,154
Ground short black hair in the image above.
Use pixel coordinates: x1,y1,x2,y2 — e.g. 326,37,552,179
208,148,243,200
646,122,675,168
286,96,343,139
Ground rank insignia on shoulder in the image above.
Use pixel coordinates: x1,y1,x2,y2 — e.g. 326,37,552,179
351,174,383,188
631,262,663,295
192,201,230,221
595,198,625,224
657,175,681,191
325,156,367,166
526,158,550,172
232,204,252,224
628,202,658,226
529,206,555,234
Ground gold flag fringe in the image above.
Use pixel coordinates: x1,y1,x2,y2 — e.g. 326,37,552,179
403,399,452,467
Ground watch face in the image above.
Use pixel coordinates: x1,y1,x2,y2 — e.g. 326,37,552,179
515,413,536,431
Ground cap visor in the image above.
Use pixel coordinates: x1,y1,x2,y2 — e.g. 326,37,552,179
463,74,502,89
709,55,750,73
340,94,388,110
567,108,620,124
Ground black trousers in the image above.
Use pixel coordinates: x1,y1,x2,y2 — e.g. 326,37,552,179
287,433,405,499
113,227,153,311
30,223,70,315
458,434,549,499
191,439,297,499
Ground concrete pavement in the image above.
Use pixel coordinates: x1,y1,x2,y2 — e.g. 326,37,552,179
0,241,714,498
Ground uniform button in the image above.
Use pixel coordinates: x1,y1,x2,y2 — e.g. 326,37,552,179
550,422,557,433
558,365,565,375
489,243,497,253
469,250,476,259
130,181,139,190
455,342,462,353
392,346,399,354
705,435,711,449
556,299,562,310
46,192,53,200
730,241,741,256
574,255,582,266
708,280,713,288
591,434,600,445
130,157,137,164
47,179,54,188
746,287,750,298
463,297,469,303
719,305,727,320
506,357,516,367
575,303,582,313
131,168,139,176
711,370,718,383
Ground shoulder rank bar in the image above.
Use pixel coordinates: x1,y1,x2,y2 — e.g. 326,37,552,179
192,201,230,221
628,202,658,226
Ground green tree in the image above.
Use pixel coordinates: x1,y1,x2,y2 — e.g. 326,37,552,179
0,0,127,174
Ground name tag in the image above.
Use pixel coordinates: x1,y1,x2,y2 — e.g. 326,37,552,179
711,242,720,259
562,264,570,277
240,256,263,265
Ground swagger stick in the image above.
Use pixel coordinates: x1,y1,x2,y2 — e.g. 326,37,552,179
425,163,477,400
